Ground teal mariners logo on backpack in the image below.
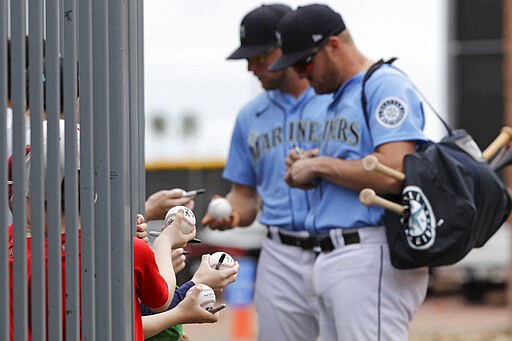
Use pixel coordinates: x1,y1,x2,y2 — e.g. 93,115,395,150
401,185,436,250
376,97,408,128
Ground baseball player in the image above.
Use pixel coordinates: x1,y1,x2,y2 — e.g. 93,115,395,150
269,4,429,341
201,4,331,341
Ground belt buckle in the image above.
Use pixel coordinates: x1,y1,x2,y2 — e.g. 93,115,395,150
316,235,335,252
343,232,360,245
315,231,360,252
273,230,316,250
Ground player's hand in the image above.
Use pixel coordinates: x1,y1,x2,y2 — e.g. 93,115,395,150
135,214,149,245
285,147,319,170
145,188,195,221
285,157,318,189
174,286,221,324
191,254,239,292
171,248,187,274
201,195,240,231
157,209,196,249
201,211,240,231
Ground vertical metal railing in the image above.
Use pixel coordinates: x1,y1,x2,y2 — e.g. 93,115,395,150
62,0,80,339
46,0,64,339
78,0,96,340
2,0,144,339
28,2,46,340
0,0,9,340
92,0,113,339
11,0,28,340
134,0,146,212
109,0,134,339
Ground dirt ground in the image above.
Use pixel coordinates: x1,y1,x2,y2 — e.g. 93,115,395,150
182,290,511,341
409,291,510,341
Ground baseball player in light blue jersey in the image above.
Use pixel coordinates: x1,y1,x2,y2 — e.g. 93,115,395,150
201,4,331,341
269,4,429,341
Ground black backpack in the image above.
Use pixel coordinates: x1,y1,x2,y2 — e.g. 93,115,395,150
362,58,512,269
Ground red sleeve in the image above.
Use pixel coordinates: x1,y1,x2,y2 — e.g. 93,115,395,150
133,238,169,310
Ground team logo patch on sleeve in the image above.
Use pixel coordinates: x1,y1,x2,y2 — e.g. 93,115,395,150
375,97,408,128
401,185,436,250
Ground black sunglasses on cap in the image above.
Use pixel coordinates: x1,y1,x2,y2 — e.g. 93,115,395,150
292,29,341,73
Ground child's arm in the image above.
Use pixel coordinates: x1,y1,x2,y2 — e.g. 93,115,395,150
142,286,221,339
151,209,196,311
139,281,195,316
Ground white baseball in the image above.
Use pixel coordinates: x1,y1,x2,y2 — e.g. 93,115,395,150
186,284,216,310
207,198,232,218
165,206,196,233
209,251,235,270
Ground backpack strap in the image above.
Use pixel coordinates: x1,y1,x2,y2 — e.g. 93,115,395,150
361,57,397,129
361,57,453,136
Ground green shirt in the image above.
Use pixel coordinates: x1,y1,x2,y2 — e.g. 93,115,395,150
146,324,183,341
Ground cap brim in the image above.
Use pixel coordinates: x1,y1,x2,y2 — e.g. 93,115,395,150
226,42,276,60
267,49,311,71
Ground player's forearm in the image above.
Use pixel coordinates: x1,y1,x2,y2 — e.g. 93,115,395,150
225,191,259,226
312,156,402,194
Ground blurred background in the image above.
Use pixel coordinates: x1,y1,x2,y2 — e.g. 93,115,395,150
144,0,512,340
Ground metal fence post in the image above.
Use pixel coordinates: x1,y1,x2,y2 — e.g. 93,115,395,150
92,0,113,339
0,0,9,338
109,0,134,339
27,3,46,340
78,0,96,339
10,0,28,339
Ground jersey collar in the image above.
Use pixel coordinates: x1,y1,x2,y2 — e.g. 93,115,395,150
329,71,365,110
272,86,316,111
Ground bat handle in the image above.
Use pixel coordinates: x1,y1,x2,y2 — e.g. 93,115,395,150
362,155,406,181
359,188,404,214
482,126,512,161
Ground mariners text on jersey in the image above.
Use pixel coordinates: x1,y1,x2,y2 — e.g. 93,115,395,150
248,118,361,162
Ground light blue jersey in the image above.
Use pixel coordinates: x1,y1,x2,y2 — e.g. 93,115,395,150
306,65,427,234
223,87,330,231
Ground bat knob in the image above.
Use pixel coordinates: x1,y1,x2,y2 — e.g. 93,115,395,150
502,126,512,138
359,188,376,206
362,155,378,172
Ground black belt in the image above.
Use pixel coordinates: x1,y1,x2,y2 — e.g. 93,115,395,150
266,229,360,252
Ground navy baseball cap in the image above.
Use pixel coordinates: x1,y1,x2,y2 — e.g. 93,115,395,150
227,4,292,60
268,4,346,71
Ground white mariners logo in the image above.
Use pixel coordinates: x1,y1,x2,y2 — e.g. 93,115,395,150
375,97,408,128
240,25,246,39
401,185,436,250
312,34,323,42
275,31,282,45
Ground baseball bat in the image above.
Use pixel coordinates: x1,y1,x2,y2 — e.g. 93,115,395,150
359,188,404,214
489,144,512,171
482,126,512,161
361,155,406,181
